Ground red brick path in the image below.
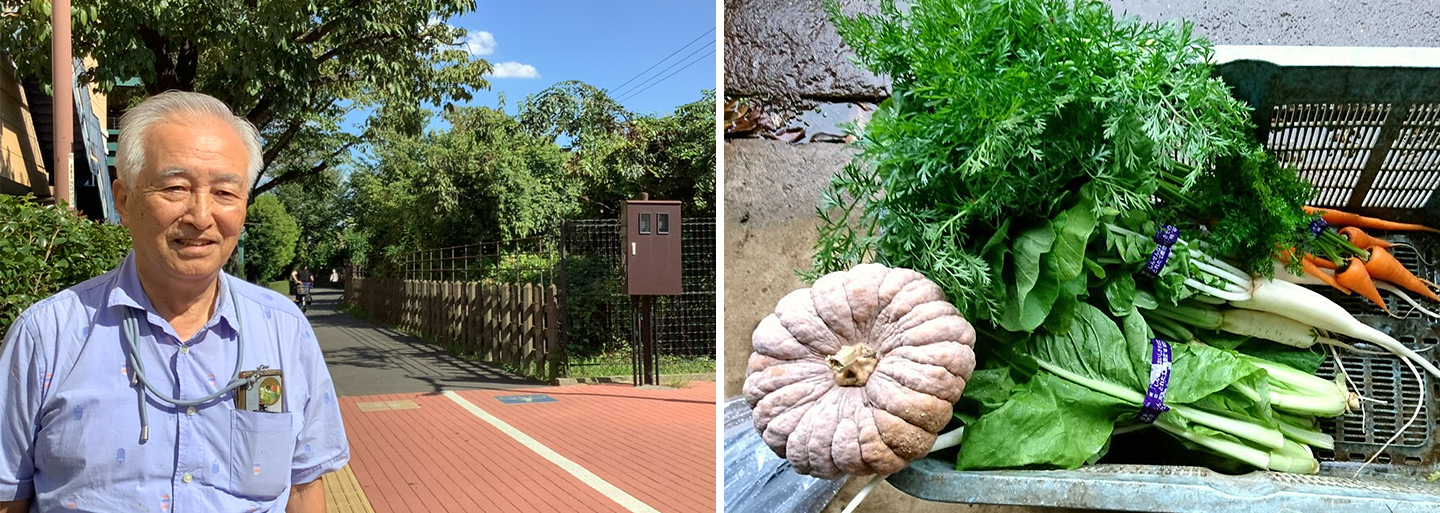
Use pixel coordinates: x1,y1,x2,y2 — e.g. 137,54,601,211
340,382,717,513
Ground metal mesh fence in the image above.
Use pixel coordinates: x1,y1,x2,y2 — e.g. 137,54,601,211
355,234,557,289
347,219,714,378
560,219,717,377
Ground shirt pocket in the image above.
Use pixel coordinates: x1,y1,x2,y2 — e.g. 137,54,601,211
229,409,294,498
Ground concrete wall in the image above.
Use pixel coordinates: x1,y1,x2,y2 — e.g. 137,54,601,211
722,1,1439,512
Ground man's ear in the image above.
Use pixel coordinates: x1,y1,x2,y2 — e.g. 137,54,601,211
113,179,129,224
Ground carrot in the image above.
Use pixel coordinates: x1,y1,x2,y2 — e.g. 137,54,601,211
1338,226,1392,249
1301,257,1351,294
1306,255,1337,270
1335,258,1388,311
1363,247,1440,302
1304,206,1440,234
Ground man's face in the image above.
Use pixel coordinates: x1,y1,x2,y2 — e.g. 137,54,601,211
115,116,249,285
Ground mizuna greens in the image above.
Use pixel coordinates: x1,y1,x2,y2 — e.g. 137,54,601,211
813,0,1428,473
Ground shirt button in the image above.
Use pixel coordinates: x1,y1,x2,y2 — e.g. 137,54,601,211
180,346,190,355
182,473,192,483
186,406,196,416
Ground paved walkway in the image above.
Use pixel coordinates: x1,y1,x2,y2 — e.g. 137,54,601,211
306,289,717,513
306,289,538,396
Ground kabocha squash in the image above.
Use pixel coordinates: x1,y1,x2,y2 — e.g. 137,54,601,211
744,263,977,478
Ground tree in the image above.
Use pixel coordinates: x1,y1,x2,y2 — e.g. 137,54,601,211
0,0,492,200
243,194,300,282
587,90,717,217
518,80,629,152
275,168,347,269
350,105,578,271
518,84,716,217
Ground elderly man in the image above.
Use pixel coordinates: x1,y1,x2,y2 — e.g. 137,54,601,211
0,91,348,512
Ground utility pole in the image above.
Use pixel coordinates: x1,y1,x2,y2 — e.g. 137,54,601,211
52,0,72,209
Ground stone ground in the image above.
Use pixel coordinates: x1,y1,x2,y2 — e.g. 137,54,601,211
722,1,1440,511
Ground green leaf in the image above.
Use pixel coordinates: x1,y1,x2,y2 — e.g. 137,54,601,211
1166,342,1266,405
957,372,1131,470
1105,274,1136,316
1029,302,1146,392
998,221,1056,331
1042,273,1087,333
1231,339,1326,375
953,366,1019,424
1051,192,1099,282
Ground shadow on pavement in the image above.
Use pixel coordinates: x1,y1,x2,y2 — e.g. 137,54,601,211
303,288,545,396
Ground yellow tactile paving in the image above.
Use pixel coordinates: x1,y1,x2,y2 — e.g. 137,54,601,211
355,399,421,412
323,464,377,513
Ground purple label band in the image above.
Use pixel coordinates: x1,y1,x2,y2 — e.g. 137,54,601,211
1137,338,1172,424
1140,225,1180,280
1310,218,1329,238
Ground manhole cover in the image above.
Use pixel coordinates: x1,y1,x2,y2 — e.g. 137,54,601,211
496,394,556,405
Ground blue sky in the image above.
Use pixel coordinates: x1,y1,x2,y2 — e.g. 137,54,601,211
452,0,717,117
340,1,715,143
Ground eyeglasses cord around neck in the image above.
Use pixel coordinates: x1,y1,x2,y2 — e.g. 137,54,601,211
121,276,257,443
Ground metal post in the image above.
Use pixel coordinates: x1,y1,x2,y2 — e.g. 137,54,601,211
52,0,73,209
640,295,655,386
557,221,569,378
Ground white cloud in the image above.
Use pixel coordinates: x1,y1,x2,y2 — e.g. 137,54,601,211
491,61,539,79
464,31,497,57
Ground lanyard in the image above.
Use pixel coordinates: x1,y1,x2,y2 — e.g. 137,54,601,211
121,276,258,443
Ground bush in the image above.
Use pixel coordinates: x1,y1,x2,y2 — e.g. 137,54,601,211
0,195,131,335
242,194,300,282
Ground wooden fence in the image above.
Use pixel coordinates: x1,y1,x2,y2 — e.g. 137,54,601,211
344,276,562,380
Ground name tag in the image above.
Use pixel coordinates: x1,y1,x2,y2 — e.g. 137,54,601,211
235,369,285,413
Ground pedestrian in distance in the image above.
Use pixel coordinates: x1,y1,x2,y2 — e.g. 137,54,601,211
291,264,314,312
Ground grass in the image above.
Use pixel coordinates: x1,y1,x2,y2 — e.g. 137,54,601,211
566,350,716,379
265,280,291,296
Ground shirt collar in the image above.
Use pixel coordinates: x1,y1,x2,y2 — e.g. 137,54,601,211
106,252,238,334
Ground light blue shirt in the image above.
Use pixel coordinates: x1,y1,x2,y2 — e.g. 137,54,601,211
0,253,349,512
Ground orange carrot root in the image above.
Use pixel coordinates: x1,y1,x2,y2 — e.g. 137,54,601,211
1302,257,1351,294
1336,258,1389,311
1365,247,1440,302
1306,255,1338,270
1304,206,1440,234
1338,226,1393,249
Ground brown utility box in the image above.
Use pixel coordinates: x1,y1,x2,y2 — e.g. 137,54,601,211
622,200,682,295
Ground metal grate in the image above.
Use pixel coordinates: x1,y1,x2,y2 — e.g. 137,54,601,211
1266,103,1389,207
1306,232,1440,465
1366,104,1440,209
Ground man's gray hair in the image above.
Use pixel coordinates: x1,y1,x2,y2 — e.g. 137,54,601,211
114,91,263,191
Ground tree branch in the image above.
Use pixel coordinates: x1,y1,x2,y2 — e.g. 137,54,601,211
246,95,275,130
250,141,358,199
262,119,305,167
315,29,445,67
136,25,179,94
292,0,365,44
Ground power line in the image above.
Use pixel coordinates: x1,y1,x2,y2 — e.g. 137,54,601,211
609,27,715,96
613,39,714,101
616,47,715,104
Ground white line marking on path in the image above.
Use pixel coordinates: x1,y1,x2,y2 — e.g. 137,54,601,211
442,391,662,513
